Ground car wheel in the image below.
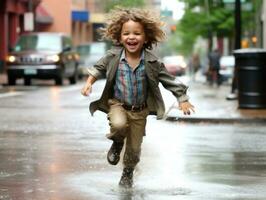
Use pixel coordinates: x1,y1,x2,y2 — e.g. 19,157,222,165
69,69,78,85
24,78,31,86
78,72,83,80
8,76,16,85
55,76,63,85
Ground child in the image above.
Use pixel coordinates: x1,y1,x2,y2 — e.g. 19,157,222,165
81,7,194,188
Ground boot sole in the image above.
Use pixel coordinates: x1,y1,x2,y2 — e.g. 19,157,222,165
107,151,120,165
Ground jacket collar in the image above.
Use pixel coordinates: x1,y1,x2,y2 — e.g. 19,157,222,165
108,47,159,62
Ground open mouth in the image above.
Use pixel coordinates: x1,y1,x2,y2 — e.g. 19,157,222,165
126,41,138,48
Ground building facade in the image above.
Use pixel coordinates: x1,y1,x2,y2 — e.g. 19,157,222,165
71,0,90,45
71,0,105,45
35,0,91,45
0,0,40,72
36,0,71,34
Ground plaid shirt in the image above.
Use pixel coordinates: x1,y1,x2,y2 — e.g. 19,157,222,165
113,50,147,105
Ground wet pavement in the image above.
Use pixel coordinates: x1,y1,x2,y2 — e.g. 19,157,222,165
0,79,266,200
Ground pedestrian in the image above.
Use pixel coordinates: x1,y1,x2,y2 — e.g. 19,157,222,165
81,7,194,188
207,49,221,86
188,53,201,81
226,66,238,100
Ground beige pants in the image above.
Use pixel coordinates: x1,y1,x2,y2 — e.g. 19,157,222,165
106,99,149,168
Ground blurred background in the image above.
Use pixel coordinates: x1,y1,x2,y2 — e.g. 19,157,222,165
0,0,265,85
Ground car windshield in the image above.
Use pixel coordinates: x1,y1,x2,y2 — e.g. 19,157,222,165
220,56,235,66
77,43,106,56
14,34,62,52
163,55,184,64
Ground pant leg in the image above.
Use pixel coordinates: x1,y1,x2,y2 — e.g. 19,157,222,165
216,69,222,86
231,66,238,93
123,108,149,168
106,99,128,142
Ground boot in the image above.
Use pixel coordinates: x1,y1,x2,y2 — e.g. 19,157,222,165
119,167,134,188
107,141,124,165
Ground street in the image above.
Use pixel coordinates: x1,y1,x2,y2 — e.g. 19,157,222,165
1,79,266,200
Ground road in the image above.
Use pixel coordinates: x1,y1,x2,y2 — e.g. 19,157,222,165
0,79,266,200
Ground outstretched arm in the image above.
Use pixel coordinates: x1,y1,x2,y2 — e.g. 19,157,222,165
158,63,189,101
158,62,195,115
81,75,97,96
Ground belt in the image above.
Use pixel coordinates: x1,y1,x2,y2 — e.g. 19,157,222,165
122,102,147,112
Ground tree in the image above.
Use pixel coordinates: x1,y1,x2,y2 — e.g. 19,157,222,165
104,0,145,12
176,0,261,55
176,0,234,55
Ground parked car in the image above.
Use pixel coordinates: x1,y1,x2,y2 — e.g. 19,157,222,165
219,55,235,82
76,42,107,77
162,55,187,76
6,32,79,85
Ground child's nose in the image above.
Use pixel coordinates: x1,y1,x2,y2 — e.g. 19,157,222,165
129,34,135,39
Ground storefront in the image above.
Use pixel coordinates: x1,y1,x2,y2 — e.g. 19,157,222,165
71,11,105,45
35,3,53,32
0,0,40,72
71,10,90,45
90,13,105,42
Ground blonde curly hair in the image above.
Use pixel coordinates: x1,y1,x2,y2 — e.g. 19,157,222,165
101,7,166,50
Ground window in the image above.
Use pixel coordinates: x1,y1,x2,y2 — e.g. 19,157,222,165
14,34,61,51
63,36,72,50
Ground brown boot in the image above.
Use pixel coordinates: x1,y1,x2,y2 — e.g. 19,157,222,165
107,141,124,165
119,167,134,188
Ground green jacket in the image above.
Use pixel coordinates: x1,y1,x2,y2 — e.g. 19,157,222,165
88,47,189,119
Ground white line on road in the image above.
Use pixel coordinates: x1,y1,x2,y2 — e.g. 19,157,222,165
0,91,25,98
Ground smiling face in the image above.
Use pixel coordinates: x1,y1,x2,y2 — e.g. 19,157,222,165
120,20,146,57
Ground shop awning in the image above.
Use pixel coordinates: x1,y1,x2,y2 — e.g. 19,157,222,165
72,10,89,22
35,4,53,24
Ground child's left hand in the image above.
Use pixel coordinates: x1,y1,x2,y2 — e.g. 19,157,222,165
178,101,195,115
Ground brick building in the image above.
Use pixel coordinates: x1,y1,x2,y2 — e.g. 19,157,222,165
0,0,40,72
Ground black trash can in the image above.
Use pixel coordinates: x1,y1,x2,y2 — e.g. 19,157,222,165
234,48,266,108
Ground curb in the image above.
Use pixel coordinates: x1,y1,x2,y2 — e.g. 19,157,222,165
165,116,266,124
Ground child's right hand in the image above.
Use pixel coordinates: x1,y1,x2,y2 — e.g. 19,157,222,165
81,83,92,96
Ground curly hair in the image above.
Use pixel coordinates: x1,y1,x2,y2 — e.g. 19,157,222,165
100,7,166,50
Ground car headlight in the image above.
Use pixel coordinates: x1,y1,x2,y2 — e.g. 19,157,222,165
6,55,17,63
74,53,80,61
46,55,60,62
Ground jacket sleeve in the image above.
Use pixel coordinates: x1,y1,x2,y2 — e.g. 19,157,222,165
87,53,111,79
158,62,189,102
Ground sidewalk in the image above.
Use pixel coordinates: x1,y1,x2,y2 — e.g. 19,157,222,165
164,79,266,123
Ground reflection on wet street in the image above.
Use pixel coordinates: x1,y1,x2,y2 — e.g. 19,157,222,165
1,82,266,200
